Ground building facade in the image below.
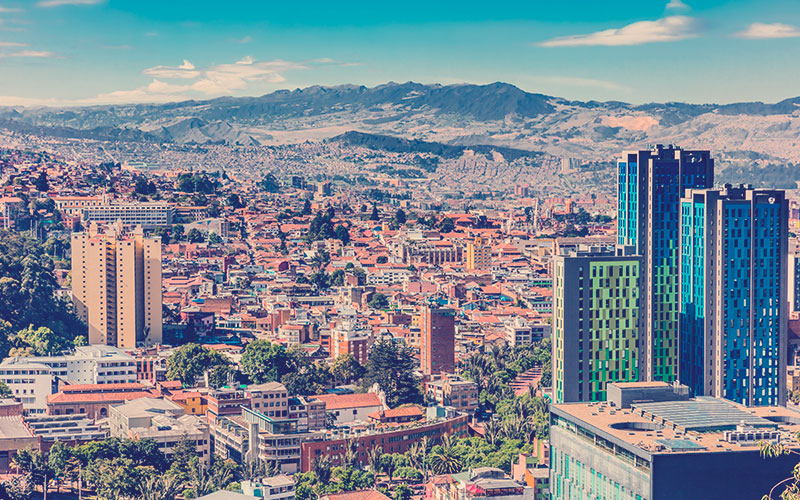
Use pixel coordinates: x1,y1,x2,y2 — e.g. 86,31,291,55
81,202,175,229
71,223,162,348
466,237,491,271
617,145,714,382
421,306,456,376
552,246,642,403
679,185,788,406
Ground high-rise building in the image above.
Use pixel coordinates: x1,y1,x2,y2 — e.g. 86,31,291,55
552,246,642,403
679,185,788,406
420,306,455,376
617,145,714,382
71,223,162,348
465,236,491,271
789,252,800,314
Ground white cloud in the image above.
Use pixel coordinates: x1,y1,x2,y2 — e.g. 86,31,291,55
143,59,200,79
0,5,23,13
236,35,252,44
36,0,103,7
665,0,689,10
0,49,57,57
736,22,800,39
538,15,701,47
0,41,26,47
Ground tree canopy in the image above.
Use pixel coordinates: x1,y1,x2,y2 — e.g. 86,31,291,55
362,338,422,407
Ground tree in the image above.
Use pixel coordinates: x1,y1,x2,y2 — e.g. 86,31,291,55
370,206,380,221
331,354,365,385
47,441,71,493
312,455,332,485
166,343,231,387
208,232,222,245
11,447,48,495
138,474,180,500
429,436,463,475
439,217,455,233
240,340,296,384
302,199,312,215
394,483,412,500
367,446,383,478
187,228,204,243
334,224,350,246
172,224,185,241
259,173,281,193
0,380,12,398
11,325,69,356
368,293,390,310
282,361,331,396
227,194,244,209
362,338,423,407
34,171,49,192
394,209,407,225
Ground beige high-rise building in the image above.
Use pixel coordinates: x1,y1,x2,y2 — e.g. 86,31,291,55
71,223,162,348
465,236,491,271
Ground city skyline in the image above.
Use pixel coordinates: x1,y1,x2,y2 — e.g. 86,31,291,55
0,0,799,105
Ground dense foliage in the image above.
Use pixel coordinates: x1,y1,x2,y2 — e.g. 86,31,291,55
361,337,423,407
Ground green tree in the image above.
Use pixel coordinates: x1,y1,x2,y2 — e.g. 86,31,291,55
166,343,231,387
0,380,11,398
429,436,463,475
34,171,49,192
187,228,204,243
302,199,312,215
227,194,244,209
370,205,380,221
439,217,455,233
208,232,222,245
11,447,48,495
172,224,185,241
47,441,71,493
334,224,350,245
368,293,390,310
362,338,423,407
331,354,365,385
11,325,69,356
240,340,296,384
394,209,407,225
394,483,412,500
259,173,281,193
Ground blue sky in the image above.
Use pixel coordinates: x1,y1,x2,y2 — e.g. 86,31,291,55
0,0,799,105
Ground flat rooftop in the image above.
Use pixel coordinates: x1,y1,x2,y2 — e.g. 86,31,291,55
552,398,800,455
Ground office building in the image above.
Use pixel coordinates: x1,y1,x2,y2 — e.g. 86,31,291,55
789,253,800,314
109,397,210,464
552,246,642,403
466,236,491,271
680,185,788,406
549,382,799,500
71,223,162,348
421,306,456,376
0,358,54,414
425,374,479,413
14,345,137,385
505,317,550,347
81,202,175,229
617,145,714,382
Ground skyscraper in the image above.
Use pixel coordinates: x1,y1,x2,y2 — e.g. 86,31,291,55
679,185,787,406
420,306,455,376
617,145,714,382
71,223,162,348
552,246,642,403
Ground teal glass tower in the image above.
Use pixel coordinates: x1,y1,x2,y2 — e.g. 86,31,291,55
680,185,787,406
617,145,714,382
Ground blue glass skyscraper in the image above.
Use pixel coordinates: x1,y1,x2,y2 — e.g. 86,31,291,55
617,145,714,382
680,185,788,406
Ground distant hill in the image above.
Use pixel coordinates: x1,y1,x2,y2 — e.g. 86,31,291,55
2,81,800,162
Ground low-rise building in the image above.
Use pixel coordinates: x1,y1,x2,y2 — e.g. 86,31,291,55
0,359,54,414
109,397,210,464
47,382,154,419
241,474,295,500
24,414,108,445
18,345,138,385
427,467,534,500
309,392,384,425
550,381,800,500
425,374,479,413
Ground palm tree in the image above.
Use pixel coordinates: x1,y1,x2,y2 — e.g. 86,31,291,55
342,438,359,469
408,437,430,482
483,419,502,447
138,475,180,500
189,462,216,498
312,455,332,484
429,446,462,475
367,446,383,478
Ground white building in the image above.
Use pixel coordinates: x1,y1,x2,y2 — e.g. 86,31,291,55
109,397,210,464
29,345,137,385
0,359,54,414
505,318,550,347
241,475,295,500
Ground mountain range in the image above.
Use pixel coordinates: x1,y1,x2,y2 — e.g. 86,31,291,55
2,82,800,162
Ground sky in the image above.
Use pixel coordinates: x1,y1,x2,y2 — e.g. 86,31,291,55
0,0,799,106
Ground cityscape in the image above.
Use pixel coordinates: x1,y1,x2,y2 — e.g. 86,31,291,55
1,2,800,500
